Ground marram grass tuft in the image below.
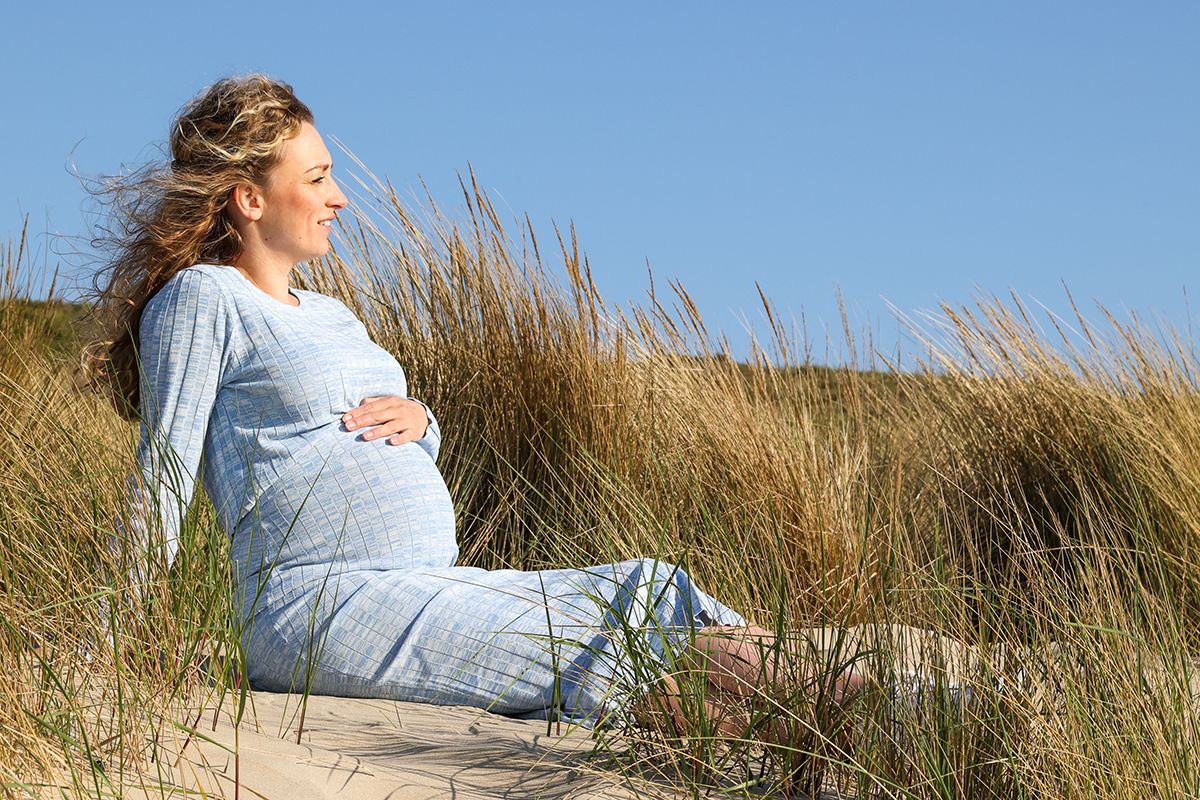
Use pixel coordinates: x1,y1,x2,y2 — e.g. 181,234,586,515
1,183,1199,797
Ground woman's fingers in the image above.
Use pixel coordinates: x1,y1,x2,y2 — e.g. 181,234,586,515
384,428,421,445
343,393,398,424
341,395,427,444
367,424,417,442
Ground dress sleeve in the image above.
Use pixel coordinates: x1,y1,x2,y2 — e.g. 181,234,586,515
407,398,442,462
116,270,235,590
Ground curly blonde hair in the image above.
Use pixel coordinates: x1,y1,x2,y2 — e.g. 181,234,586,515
83,74,313,419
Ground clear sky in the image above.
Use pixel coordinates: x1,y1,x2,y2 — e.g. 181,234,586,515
5,2,1198,362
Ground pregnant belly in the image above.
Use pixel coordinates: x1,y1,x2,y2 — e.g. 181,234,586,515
231,426,459,586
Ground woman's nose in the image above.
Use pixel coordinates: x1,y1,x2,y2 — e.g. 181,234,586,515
328,176,349,209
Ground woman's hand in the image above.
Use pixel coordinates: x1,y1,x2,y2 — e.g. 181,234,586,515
341,396,430,445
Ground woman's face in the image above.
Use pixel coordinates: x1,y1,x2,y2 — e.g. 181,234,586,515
255,121,348,266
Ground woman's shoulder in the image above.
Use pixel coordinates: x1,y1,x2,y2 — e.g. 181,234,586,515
145,264,364,326
151,263,233,298
142,264,238,325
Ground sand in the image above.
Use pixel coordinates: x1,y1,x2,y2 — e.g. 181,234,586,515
120,691,661,800
101,624,1037,799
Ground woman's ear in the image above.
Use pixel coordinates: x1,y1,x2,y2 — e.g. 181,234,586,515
228,181,265,223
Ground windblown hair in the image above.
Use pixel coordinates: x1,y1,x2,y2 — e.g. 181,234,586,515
82,74,313,420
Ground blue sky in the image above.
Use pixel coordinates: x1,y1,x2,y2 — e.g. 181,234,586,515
5,2,1198,362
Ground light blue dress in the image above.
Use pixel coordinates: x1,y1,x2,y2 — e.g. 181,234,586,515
126,263,744,723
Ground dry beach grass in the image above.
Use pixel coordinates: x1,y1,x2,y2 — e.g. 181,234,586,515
1,172,1199,797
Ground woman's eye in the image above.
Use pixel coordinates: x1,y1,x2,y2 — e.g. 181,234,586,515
312,176,326,184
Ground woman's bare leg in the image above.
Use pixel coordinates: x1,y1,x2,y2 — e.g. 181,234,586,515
657,625,864,739
695,625,864,701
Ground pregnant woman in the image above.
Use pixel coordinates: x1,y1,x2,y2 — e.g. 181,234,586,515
87,74,855,728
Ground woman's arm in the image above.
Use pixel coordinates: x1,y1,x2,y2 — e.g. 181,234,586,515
117,270,234,591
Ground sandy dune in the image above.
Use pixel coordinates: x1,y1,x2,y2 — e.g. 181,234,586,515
123,690,663,800
108,624,1078,799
